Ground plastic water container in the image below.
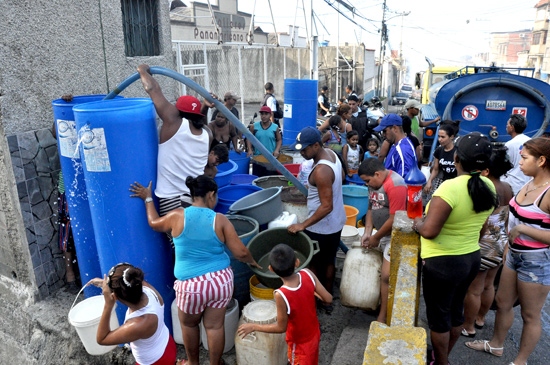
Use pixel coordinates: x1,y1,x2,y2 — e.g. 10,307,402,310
340,241,383,310
52,95,117,297
404,164,427,219
73,98,175,330
346,173,365,185
230,150,250,175
235,301,287,365
68,294,119,355
342,185,370,224
250,275,275,302
268,211,297,229
282,79,318,145
200,298,239,353
215,160,238,188
226,215,260,309
171,298,202,346
215,184,262,214
231,174,259,185
344,205,359,227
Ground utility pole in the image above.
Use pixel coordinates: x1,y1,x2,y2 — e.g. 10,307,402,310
398,11,410,87
376,0,386,97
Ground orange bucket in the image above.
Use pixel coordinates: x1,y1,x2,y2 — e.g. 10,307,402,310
344,205,359,227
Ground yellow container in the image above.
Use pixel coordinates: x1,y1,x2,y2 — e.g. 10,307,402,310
357,219,365,228
249,275,275,300
344,205,359,227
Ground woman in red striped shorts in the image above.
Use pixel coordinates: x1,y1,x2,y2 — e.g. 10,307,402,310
130,175,260,365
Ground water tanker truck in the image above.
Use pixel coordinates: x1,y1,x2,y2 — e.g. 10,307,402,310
419,64,550,161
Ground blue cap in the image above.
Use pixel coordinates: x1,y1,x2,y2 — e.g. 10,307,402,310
290,126,322,151
374,113,403,132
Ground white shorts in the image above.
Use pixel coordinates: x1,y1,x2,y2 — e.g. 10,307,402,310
379,236,391,262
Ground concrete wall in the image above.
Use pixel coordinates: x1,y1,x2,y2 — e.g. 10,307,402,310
0,0,175,360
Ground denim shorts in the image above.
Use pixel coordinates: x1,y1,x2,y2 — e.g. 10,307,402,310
506,249,550,286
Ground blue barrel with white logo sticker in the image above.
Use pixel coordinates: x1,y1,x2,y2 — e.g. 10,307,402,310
282,79,318,146
73,98,174,331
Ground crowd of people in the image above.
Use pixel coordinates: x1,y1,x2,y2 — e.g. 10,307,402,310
78,70,550,365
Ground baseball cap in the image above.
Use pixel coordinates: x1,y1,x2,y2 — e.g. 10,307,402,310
404,99,422,110
374,113,403,132
290,126,322,151
455,132,492,166
260,106,272,113
176,95,204,116
224,91,239,101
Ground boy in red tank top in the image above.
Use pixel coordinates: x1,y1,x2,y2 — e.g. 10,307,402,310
237,244,332,365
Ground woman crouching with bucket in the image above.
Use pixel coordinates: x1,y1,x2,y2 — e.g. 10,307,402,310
90,264,176,364
130,175,261,365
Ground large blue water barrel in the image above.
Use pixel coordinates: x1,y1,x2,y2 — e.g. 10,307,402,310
73,98,175,331
282,79,318,146
52,95,119,298
225,215,259,309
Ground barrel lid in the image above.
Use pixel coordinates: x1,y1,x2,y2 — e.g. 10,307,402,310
242,300,278,324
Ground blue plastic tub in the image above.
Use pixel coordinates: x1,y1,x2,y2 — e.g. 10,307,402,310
225,215,259,309
73,98,175,331
52,95,123,298
346,173,366,186
215,160,238,188
231,174,258,185
215,184,262,214
342,185,370,223
229,150,250,175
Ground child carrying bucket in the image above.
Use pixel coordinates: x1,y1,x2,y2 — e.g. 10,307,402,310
90,264,176,365
237,244,332,365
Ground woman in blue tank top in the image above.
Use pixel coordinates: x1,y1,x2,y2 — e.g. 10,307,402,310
130,176,260,365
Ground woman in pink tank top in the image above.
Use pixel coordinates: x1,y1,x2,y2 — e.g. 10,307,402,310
466,137,550,365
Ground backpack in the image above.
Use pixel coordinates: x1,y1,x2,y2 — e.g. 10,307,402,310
262,93,284,119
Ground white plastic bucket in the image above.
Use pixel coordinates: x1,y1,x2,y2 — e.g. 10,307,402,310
68,294,119,355
200,298,239,353
171,298,202,346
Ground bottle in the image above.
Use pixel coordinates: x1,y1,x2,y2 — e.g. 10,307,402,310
404,163,426,219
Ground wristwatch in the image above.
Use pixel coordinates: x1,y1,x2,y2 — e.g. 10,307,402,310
145,197,153,204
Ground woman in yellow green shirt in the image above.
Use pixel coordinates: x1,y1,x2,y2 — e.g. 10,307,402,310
413,132,498,365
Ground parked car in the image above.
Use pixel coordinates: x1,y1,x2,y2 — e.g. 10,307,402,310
390,92,409,105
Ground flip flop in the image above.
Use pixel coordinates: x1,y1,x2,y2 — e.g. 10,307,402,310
474,321,484,330
465,340,503,357
176,360,188,365
461,328,476,338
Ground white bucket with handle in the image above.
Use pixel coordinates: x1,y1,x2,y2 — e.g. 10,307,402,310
68,287,120,355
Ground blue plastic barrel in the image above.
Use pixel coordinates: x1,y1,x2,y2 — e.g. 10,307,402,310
282,79,318,145
231,174,258,185
225,215,259,309
215,160,238,188
342,185,370,223
73,98,175,332
52,95,121,298
215,184,262,214
229,150,250,175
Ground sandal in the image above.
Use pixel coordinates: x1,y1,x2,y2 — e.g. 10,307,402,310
176,360,188,365
461,328,476,338
465,340,503,357
474,321,484,330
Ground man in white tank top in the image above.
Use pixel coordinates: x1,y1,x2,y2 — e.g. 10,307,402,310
288,127,347,307
137,64,214,214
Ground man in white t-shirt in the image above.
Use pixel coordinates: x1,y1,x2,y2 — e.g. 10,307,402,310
262,82,282,126
502,113,531,195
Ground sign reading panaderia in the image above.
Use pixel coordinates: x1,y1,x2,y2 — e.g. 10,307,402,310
485,100,507,111
194,12,247,42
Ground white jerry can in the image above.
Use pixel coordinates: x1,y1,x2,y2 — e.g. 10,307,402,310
235,301,287,365
340,241,383,311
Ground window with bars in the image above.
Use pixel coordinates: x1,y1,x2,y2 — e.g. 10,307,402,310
121,0,160,57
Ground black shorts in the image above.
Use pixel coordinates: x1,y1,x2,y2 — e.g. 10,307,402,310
422,250,480,333
304,230,342,269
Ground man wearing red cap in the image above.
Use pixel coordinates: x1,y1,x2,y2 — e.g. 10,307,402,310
137,64,214,215
246,105,282,158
